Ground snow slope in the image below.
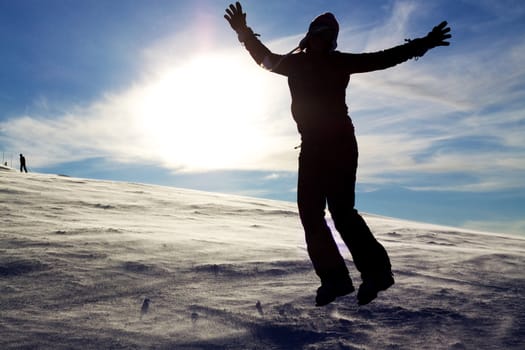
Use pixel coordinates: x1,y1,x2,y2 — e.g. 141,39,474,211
0,164,14,171
1,171,524,349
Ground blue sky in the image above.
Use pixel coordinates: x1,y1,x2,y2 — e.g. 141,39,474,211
1,0,524,236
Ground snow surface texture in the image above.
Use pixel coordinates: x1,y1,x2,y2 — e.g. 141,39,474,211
1,171,524,349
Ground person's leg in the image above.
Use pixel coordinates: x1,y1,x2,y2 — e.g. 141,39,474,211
298,145,354,305
325,133,393,304
298,147,349,282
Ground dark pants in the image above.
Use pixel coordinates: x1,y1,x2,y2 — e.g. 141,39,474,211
297,127,391,285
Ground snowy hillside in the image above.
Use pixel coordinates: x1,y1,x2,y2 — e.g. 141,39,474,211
0,164,14,171
1,171,524,349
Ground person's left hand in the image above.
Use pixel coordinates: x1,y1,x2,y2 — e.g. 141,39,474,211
426,21,452,48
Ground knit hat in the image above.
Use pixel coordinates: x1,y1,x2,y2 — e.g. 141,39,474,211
299,12,339,51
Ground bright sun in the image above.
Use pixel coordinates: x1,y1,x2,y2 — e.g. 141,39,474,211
135,52,278,171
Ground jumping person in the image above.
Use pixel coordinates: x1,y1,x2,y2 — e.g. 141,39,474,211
224,2,451,306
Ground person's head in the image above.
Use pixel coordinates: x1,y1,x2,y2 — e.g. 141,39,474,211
299,12,339,53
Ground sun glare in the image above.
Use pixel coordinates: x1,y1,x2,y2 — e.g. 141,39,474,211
136,53,273,171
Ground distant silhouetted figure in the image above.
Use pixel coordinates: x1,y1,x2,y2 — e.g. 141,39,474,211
225,2,451,306
19,154,27,173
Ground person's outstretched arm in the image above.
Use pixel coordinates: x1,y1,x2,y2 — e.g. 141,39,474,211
347,21,452,74
224,2,287,73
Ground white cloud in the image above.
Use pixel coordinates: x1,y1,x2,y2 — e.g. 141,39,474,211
2,30,299,172
263,173,282,181
360,0,420,51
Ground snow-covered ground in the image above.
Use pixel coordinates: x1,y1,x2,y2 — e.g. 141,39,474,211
0,164,14,171
1,171,524,349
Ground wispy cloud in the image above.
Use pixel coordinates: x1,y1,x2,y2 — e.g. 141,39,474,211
337,0,525,193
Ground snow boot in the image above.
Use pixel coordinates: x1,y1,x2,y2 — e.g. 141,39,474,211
357,272,394,306
315,277,355,307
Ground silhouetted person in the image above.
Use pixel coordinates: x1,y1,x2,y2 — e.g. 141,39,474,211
225,2,451,306
19,154,27,173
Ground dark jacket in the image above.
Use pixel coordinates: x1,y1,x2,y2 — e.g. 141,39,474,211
241,34,424,140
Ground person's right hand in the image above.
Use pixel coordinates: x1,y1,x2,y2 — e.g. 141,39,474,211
224,2,247,33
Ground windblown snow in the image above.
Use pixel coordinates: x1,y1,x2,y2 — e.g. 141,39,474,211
1,171,524,349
